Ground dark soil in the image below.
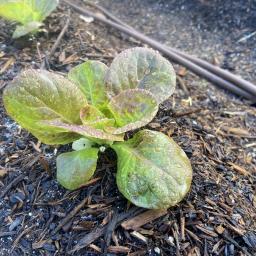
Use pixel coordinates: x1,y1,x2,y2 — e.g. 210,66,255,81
0,0,256,255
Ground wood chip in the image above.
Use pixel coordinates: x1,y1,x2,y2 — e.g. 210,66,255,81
131,231,148,244
128,250,147,256
218,202,233,213
62,53,79,64
0,57,15,74
221,126,251,137
89,244,102,253
196,225,218,237
32,239,48,249
69,226,106,253
121,209,167,230
228,162,250,176
185,228,202,243
226,223,246,236
215,225,225,234
212,239,223,253
107,245,130,253
180,217,185,241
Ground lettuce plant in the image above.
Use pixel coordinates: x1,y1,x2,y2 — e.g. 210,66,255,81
3,47,192,209
0,0,59,38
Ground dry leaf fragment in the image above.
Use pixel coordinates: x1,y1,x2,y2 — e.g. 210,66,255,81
0,168,7,178
215,225,225,234
178,67,187,76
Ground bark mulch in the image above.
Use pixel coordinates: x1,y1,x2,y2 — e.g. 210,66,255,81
0,1,256,255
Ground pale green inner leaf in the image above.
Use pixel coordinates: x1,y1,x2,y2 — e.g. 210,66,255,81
68,60,109,109
57,148,99,190
80,105,115,130
72,138,95,151
12,21,42,38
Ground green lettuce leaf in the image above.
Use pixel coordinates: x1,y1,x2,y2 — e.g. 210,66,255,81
80,105,115,130
105,47,176,104
72,138,95,151
107,89,158,134
0,0,58,24
12,21,42,38
57,148,99,190
3,69,87,145
68,60,109,109
112,130,192,209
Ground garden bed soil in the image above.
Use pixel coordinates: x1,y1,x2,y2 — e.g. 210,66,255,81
0,0,256,255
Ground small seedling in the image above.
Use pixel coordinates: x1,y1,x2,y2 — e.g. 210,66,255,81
3,47,192,209
0,0,59,38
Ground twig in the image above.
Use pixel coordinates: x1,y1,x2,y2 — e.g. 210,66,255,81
41,10,71,69
0,231,16,238
11,225,35,252
0,173,25,199
173,108,203,117
177,76,189,96
52,196,88,234
64,0,256,101
68,226,107,254
221,232,252,256
68,207,143,253
49,10,71,58
238,31,256,43
104,210,119,253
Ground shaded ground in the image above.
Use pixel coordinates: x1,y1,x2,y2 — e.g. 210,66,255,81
100,0,256,81
0,0,256,255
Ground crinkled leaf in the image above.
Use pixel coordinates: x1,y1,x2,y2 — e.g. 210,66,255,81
107,89,158,134
3,69,87,145
112,130,192,209
80,105,115,130
12,21,42,38
0,0,58,24
42,120,124,142
72,138,95,151
105,47,176,104
68,60,109,108
57,148,99,190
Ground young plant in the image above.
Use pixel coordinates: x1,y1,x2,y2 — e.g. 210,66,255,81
3,47,192,209
0,0,59,38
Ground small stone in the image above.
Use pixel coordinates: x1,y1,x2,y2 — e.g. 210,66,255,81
154,247,161,254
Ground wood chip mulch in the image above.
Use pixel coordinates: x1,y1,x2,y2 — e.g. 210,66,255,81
0,2,255,255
